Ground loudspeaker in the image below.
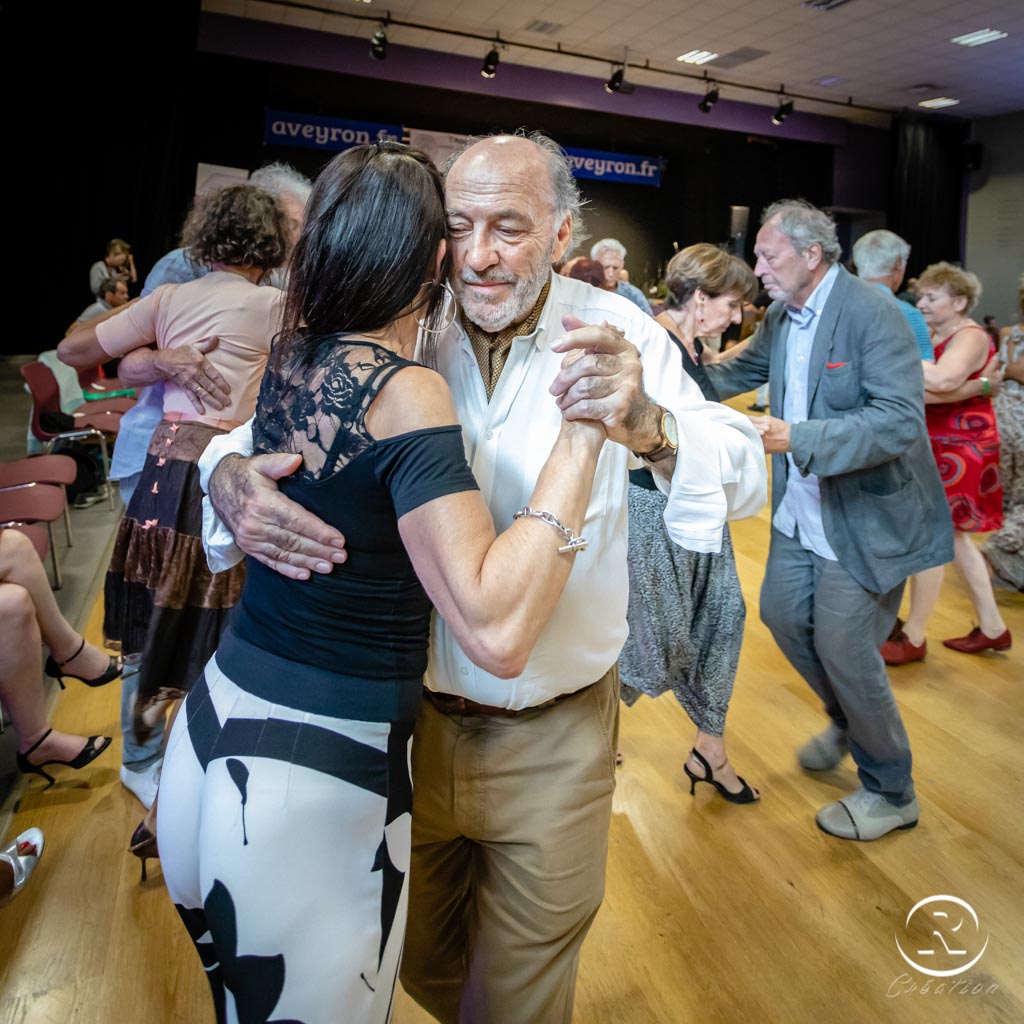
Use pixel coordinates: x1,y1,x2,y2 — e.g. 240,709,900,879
962,141,984,172
728,205,749,255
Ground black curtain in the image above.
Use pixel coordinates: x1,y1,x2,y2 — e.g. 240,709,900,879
7,1,204,354
888,116,968,277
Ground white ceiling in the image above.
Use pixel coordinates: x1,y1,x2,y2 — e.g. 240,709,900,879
204,0,1024,125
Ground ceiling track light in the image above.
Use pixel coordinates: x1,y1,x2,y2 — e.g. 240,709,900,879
771,87,794,125
605,64,635,95
698,76,719,113
369,22,388,61
481,40,500,78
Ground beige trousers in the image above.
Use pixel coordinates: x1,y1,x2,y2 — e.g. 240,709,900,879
401,665,620,1024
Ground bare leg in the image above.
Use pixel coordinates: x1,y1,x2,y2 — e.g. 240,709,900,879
0,584,104,764
0,530,110,679
688,730,760,799
951,531,1007,637
902,567,945,647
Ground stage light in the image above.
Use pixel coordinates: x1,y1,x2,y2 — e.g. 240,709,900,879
771,95,794,125
481,46,500,79
370,28,387,61
605,66,635,95
698,82,720,113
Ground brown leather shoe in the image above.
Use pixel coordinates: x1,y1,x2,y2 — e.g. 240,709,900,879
942,627,1012,654
881,629,927,665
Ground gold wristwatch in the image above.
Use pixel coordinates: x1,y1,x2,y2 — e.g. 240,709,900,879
633,407,678,463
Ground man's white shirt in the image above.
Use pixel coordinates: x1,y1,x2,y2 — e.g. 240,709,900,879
199,273,766,708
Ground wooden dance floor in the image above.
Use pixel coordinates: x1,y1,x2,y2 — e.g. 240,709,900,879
2,430,1021,1023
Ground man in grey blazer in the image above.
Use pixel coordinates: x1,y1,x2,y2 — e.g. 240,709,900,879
707,200,953,841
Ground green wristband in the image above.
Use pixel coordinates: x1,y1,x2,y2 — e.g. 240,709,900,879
981,376,990,396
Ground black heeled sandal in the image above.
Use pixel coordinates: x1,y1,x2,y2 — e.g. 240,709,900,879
16,728,112,789
683,748,759,805
44,637,123,690
129,821,159,882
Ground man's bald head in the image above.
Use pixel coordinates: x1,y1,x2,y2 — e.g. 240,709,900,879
443,132,583,332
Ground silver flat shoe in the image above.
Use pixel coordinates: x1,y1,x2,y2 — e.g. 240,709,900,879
816,788,919,841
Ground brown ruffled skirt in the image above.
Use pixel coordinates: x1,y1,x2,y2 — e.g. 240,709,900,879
104,419,245,738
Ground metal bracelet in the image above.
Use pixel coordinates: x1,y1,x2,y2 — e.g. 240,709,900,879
512,506,588,554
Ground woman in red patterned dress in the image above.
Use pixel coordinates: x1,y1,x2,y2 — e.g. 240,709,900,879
882,262,1010,662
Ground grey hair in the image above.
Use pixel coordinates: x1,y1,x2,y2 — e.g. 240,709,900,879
762,198,842,264
590,238,626,260
443,130,588,255
852,229,911,279
249,161,313,204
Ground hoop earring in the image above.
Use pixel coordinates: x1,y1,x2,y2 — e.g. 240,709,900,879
417,280,459,335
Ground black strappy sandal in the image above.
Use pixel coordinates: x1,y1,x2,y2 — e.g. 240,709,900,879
683,748,759,805
16,729,112,789
44,637,122,690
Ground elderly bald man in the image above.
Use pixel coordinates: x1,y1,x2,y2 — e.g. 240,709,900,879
198,133,765,1024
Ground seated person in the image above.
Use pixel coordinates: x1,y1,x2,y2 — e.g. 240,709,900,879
0,529,117,787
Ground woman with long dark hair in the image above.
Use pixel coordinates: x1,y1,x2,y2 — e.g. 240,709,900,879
156,143,605,1024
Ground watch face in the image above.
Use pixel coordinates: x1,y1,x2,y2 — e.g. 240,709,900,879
663,410,679,446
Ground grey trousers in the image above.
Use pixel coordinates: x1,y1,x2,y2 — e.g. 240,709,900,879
760,528,915,806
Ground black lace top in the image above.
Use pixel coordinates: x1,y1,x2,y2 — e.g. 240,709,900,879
227,337,479,722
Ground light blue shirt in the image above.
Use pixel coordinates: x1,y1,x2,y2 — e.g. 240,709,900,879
109,249,210,501
616,279,653,316
870,282,933,361
773,264,840,561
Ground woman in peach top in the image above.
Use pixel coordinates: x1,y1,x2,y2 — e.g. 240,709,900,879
60,184,287,731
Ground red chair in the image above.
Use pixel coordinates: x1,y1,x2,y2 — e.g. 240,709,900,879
0,456,76,547
0,485,68,588
21,362,123,510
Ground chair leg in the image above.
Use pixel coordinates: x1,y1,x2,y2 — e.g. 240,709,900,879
99,433,114,510
46,521,62,590
64,500,73,546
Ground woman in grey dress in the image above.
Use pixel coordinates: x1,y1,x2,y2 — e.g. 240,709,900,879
620,244,760,803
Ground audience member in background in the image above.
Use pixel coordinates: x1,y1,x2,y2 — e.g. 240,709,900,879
706,199,952,842
66,277,130,335
590,237,653,314
881,262,1010,664
983,315,1001,346
566,257,606,289
91,162,312,812
620,243,760,803
59,184,288,866
0,529,116,790
983,275,1024,590
89,238,136,296
896,276,919,306
0,827,44,908
852,229,934,360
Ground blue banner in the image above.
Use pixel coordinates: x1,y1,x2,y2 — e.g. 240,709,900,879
264,109,402,153
564,146,662,187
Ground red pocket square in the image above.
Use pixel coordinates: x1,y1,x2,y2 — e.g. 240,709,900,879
826,361,847,369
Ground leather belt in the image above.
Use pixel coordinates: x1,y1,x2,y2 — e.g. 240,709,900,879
424,683,593,718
